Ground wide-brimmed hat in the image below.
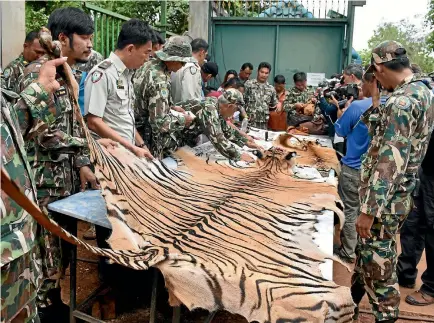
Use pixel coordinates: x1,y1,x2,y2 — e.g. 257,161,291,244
155,36,196,63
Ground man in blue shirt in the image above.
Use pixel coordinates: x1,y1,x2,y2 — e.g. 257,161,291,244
334,72,388,262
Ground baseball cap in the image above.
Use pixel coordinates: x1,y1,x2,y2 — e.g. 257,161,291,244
155,36,196,63
222,88,244,106
366,40,407,73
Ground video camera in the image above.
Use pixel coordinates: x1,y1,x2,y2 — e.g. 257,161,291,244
317,78,359,107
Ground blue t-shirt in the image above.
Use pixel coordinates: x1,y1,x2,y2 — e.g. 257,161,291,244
335,98,372,169
335,97,388,169
74,70,87,115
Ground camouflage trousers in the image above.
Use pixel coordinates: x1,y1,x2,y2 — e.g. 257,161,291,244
37,197,75,308
1,247,42,323
351,213,404,321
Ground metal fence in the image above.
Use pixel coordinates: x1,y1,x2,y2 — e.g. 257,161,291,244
212,0,349,19
84,2,176,58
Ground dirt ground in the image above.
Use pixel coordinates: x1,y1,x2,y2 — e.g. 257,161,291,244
60,221,434,323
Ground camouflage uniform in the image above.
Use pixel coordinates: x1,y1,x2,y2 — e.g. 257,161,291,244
2,54,28,94
72,49,104,73
17,58,91,307
134,36,195,159
1,84,50,323
352,41,434,322
182,89,248,161
283,86,321,124
243,79,277,129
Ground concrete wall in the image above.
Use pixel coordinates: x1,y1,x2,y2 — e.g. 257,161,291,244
1,0,26,68
188,1,209,41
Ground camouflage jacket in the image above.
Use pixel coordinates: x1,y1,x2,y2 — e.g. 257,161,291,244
72,50,104,73
2,54,27,94
134,59,186,157
243,79,277,124
1,87,42,321
182,98,247,160
17,58,90,202
283,86,321,121
359,75,434,218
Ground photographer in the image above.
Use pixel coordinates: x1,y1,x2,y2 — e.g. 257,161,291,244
318,65,363,153
334,71,388,263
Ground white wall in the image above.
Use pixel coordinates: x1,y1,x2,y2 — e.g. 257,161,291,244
1,0,26,68
188,1,209,41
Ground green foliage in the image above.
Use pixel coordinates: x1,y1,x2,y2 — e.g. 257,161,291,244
426,0,434,51
363,19,434,73
358,49,371,68
25,1,189,36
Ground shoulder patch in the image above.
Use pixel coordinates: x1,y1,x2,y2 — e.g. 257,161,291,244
189,66,197,75
160,87,169,99
98,60,112,70
91,71,103,83
3,68,10,78
396,97,411,110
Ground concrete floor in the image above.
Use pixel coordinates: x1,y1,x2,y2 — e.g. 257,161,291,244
333,234,434,321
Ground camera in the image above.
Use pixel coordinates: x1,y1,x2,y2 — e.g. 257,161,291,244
318,79,359,101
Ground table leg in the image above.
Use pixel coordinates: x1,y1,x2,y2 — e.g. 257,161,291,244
149,269,159,323
172,306,181,323
70,218,78,323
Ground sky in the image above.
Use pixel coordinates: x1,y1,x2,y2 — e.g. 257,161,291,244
353,0,430,51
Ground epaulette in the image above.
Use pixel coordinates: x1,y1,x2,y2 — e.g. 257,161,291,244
98,60,113,70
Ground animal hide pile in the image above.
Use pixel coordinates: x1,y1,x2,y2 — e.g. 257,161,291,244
86,135,354,323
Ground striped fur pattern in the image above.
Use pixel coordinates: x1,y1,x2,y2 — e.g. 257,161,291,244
85,137,355,322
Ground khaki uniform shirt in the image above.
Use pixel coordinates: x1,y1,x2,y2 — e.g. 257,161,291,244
85,52,136,144
171,62,203,104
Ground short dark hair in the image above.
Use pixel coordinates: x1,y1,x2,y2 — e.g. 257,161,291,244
201,61,218,77
382,57,411,72
274,75,285,84
25,30,39,43
153,31,165,45
191,38,208,53
258,62,271,72
293,72,307,83
117,19,153,50
343,64,363,81
48,7,94,45
223,77,244,89
241,62,253,71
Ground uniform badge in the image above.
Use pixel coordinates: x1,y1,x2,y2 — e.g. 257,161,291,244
160,88,169,99
91,71,103,83
397,97,410,110
3,68,10,78
117,78,124,89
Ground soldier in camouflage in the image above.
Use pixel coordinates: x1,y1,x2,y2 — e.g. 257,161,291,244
351,41,434,322
282,71,320,126
181,89,259,162
243,62,277,129
16,8,99,319
72,49,104,73
134,36,195,159
2,30,46,94
1,57,67,323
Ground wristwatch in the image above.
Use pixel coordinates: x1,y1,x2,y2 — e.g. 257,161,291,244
137,143,146,148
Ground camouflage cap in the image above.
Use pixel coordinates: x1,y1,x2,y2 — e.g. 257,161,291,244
222,88,244,105
366,40,407,73
155,36,196,63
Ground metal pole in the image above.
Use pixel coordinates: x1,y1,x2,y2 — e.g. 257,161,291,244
160,0,167,39
346,1,355,65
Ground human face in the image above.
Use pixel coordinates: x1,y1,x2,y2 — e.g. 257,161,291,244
294,80,307,92
219,103,237,118
128,41,153,69
194,49,207,66
239,68,252,81
23,38,46,62
257,67,270,83
342,72,359,85
61,33,93,64
202,72,213,83
274,82,285,93
165,61,185,72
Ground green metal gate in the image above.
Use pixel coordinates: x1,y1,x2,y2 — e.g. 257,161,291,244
209,0,366,85
83,2,175,58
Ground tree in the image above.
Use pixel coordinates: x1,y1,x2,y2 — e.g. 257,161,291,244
25,1,189,36
362,19,434,73
426,0,434,51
